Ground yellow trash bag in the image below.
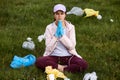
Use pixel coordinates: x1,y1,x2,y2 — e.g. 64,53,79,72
45,66,69,80
84,8,99,17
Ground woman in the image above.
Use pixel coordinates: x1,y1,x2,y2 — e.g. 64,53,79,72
35,4,88,73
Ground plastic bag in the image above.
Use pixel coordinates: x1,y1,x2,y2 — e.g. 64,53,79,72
83,72,97,80
84,8,99,17
22,37,35,50
45,66,70,80
38,34,45,42
10,54,36,68
67,7,84,16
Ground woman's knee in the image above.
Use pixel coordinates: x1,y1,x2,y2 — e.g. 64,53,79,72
77,58,88,72
35,57,45,68
35,56,57,69
72,56,88,71
82,60,88,70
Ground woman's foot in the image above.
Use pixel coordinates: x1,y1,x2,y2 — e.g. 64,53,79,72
58,64,67,72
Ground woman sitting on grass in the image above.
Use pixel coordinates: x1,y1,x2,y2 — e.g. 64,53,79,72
35,4,88,73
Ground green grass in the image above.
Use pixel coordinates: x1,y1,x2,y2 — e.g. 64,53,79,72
0,0,120,80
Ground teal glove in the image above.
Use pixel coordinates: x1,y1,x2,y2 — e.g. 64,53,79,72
58,20,64,37
54,26,60,38
54,20,64,38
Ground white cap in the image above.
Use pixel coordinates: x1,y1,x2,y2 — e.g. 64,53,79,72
53,4,66,12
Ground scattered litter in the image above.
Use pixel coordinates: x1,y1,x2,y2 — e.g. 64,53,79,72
10,54,36,68
84,8,102,20
110,19,114,22
84,8,99,17
22,37,35,50
67,7,84,16
38,34,45,42
67,7,102,20
45,66,70,80
83,72,97,80
97,14,102,20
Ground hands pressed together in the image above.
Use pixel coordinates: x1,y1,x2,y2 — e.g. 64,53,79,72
54,20,64,38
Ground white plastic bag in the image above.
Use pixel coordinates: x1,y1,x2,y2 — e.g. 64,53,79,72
38,34,45,42
22,37,35,50
67,7,84,16
83,72,97,80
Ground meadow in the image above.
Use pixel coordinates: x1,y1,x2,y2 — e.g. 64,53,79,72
0,0,120,80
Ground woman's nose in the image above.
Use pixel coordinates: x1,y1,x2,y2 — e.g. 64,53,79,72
58,14,61,16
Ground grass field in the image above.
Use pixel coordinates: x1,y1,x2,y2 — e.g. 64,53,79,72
0,0,120,80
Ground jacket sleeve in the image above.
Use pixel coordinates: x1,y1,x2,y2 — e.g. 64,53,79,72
45,26,58,52
59,25,76,50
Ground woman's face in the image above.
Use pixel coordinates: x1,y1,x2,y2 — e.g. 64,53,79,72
54,10,66,22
